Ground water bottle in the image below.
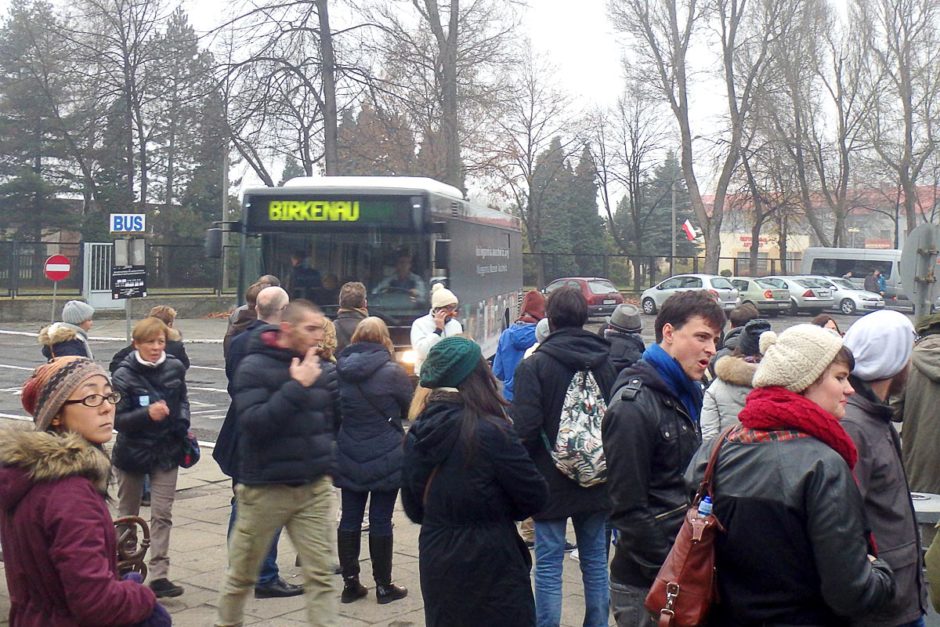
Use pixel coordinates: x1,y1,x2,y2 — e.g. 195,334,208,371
697,495,713,518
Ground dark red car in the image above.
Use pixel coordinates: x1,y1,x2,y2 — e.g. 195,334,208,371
543,277,624,317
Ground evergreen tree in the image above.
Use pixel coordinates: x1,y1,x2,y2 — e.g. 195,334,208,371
279,157,306,185
531,136,577,278
0,0,76,238
570,145,606,276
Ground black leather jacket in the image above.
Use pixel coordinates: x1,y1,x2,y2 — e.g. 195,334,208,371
686,429,896,626
602,361,701,587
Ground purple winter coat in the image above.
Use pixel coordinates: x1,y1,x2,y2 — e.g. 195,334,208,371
0,430,156,626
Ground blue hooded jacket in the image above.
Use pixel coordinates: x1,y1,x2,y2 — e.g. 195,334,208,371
493,322,538,401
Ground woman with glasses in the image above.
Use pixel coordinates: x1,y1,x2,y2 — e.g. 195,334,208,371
111,317,191,599
0,356,170,625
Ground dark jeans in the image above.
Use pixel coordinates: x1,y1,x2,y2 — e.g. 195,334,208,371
338,489,398,536
228,494,282,586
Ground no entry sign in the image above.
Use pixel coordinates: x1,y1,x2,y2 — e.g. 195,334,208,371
44,255,71,282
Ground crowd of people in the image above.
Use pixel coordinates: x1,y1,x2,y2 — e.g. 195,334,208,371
4,277,940,626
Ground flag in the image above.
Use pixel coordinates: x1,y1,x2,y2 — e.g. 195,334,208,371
682,219,700,241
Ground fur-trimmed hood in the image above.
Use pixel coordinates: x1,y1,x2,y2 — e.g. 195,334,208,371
0,429,110,510
714,354,758,387
38,322,85,346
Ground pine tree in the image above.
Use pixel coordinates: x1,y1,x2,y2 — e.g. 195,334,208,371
531,137,577,278
570,145,606,276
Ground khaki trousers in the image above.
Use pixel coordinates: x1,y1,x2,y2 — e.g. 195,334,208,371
115,466,179,580
215,476,337,627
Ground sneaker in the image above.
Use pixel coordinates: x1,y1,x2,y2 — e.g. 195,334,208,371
570,548,580,562
564,541,577,552
149,578,184,598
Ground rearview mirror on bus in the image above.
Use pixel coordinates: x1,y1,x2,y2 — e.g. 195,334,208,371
435,239,450,271
205,228,222,258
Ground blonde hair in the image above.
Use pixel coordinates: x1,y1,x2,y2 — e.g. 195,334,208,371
132,317,168,343
318,318,338,362
350,316,394,354
148,305,177,326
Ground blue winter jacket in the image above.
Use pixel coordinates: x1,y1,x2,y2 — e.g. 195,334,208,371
493,322,538,402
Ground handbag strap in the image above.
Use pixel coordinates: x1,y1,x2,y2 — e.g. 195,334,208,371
695,426,735,503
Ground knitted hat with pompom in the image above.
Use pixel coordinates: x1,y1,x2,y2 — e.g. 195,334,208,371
752,324,844,393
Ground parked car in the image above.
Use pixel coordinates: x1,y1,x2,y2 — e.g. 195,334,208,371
762,276,835,315
729,277,790,316
543,276,624,317
640,274,740,315
798,275,884,315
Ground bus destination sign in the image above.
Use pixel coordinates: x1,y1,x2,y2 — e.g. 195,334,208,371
245,195,418,230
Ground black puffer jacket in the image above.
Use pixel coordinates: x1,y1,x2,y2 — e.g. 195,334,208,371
234,328,340,485
402,390,549,627
334,342,412,492
604,329,645,373
111,353,190,474
511,327,616,520
687,429,897,626
601,360,701,587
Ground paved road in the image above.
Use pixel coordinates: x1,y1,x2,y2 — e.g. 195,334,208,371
0,309,914,442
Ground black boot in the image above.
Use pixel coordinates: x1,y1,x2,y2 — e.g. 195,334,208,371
369,534,407,604
338,529,367,603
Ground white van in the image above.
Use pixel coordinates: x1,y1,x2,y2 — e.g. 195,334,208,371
800,247,905,301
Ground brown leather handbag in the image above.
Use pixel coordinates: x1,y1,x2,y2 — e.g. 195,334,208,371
644,428,732,627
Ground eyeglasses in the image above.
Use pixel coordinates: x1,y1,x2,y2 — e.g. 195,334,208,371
63,392,122,408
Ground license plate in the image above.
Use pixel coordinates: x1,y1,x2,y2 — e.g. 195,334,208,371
603,299,616,305
778,302,789,307
816,290,830,297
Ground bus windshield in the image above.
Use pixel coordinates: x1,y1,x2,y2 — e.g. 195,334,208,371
257,231,435,322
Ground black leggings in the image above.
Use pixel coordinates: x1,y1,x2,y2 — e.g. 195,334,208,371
338,489,398,536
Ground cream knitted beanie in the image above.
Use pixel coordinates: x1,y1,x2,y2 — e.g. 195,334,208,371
752,324,844,393
430,283,458,309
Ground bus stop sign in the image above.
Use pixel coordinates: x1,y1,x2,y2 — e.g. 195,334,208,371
44,255,70,282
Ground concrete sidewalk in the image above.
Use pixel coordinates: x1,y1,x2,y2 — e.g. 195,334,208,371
0,317,231,344
0,423,602,626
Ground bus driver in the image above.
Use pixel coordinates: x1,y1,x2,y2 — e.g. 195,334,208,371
374,252,428,302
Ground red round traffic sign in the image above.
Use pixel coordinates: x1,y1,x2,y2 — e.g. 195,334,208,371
44,255,71,282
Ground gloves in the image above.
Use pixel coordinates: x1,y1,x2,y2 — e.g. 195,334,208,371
133,602,172,627
121,571,144,585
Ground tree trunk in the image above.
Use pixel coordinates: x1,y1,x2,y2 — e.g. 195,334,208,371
779,213,789,274
441,2,461,190
316,0,338,175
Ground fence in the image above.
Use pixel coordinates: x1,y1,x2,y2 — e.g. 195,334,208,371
0,240,241,298
523,252,803,291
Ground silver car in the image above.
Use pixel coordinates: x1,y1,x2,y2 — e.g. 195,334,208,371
762,276,836,315
798,276,884,315
640,274,740,315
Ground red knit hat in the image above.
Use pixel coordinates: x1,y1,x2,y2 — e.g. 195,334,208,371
519,290,546,323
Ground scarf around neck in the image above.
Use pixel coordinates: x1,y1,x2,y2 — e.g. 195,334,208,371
738,386,858,469
134,350,167,368
642,343,704,422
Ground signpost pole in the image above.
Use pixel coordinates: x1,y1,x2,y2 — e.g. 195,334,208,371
51,280,57,323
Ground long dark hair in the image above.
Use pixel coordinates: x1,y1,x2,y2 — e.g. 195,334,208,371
456,358,511,462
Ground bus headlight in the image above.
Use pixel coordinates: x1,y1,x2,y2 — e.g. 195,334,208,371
399,350,417,365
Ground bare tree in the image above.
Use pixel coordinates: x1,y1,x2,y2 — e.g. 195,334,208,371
368,0,518,190
861,0,940,235
487,45,579,286
610,0,784,272
587,76,669,287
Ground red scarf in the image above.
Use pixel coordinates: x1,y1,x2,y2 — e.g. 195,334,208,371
738,386,858,470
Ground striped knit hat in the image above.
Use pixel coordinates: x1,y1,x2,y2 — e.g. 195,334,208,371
21,357,110,432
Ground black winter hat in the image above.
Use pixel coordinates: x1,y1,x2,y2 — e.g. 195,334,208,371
739,319,772,357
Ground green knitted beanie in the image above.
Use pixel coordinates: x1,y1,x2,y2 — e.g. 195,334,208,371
419,336,482,389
